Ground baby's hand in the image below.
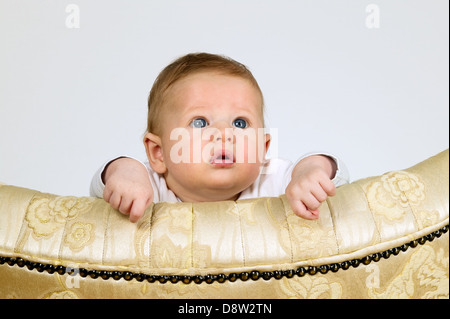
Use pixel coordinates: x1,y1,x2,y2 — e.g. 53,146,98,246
285,155,337,220
102,157,153,223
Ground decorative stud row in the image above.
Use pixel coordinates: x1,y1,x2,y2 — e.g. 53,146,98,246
1,225,447,285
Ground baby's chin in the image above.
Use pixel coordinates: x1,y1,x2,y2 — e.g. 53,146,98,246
167,162,261,201
202,172,248,190
199,170,256,195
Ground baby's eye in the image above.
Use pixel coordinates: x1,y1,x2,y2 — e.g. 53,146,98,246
190,117,209,128
233,118,248,129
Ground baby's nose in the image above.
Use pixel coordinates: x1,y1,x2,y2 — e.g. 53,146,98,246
215,133,234,143
210,123,235,143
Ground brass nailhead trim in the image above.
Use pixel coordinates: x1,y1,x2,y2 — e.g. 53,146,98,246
1,225,448,285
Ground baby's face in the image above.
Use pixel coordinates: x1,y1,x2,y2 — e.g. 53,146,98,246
151,71,270,202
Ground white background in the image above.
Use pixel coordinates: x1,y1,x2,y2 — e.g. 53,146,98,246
0,0,448,197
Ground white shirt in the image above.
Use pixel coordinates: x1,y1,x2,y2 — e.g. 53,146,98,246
90,153,349,202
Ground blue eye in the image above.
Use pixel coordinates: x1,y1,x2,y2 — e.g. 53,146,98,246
233,118,248,129
190,118,208,128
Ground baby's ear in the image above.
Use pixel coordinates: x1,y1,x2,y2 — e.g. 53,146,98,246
264,133,271,153
260,133,271,159
143,132,167,174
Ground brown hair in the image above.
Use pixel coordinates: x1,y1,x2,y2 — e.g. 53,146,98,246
146,52,265,135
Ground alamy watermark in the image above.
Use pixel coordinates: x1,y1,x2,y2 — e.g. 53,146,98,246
65,265,80,289
167,127,278,174
365,263,380,289
65,4,80,29
365,4,380,29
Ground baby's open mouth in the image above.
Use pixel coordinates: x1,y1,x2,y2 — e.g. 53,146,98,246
210,149,235,166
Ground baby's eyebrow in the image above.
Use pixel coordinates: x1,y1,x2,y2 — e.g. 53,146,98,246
182,105,210,114
180,104,262,122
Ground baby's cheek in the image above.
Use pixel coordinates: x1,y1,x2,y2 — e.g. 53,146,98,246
234,134,258,163
248,137,267,164
240,162,263,186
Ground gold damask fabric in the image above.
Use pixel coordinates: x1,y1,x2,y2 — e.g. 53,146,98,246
0,150,448,299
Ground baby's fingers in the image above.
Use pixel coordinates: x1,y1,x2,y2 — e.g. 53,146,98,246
129,197,152,223
118,197,133,216
107,192,122,211
301,192,323,213
320,178,336,196
105,191,134,218
103,187,113,205
287,196,319,220
295,203,319,220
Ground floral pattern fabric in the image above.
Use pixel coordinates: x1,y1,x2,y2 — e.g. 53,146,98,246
0,150,448,298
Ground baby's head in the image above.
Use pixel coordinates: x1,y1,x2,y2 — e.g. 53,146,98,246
143,53,271,202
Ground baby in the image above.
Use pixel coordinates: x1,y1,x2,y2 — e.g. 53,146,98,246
90,53,349,222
